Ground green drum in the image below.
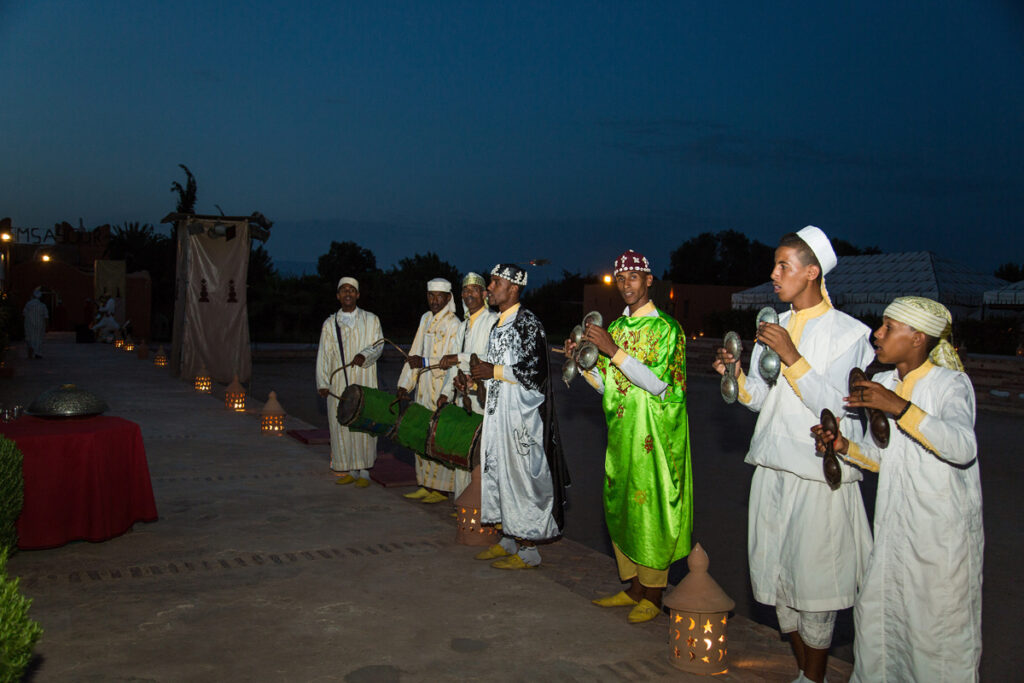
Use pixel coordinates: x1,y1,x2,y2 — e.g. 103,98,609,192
336,385,402,437
426,405,483,471
393,402,432,455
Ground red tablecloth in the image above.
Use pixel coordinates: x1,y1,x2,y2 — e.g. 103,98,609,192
0,415,159,549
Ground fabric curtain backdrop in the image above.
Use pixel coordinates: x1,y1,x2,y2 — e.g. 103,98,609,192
181,221,252,383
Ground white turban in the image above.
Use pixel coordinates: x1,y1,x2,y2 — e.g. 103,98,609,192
796,225,837,276
884,296,964,371
427,278,452,293
337,276,359,291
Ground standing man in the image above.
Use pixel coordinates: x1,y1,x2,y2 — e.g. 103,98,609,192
397,278,462,503
568,250,692,624
437,272,499,498
468,264,569,569
316,277,384,487
22,287,48,359
713,226,874,683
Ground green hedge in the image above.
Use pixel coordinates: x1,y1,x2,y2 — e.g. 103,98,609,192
0,437,22,551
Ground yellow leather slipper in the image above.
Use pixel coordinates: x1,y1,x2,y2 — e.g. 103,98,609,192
402,487,429,499
591,591,639,608
491,555,538,570
334,474,356,485
627,599,661,624
354,478,371,488
474,543,510,560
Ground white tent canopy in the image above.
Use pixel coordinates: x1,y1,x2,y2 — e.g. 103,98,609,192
732,251,1005,319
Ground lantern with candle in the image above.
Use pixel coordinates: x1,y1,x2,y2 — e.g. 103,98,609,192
663,543,735,675
260,391,286,435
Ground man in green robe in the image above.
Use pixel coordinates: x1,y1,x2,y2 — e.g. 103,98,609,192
566,249,692,624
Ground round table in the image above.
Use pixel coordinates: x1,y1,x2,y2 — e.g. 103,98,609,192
0,415,159,549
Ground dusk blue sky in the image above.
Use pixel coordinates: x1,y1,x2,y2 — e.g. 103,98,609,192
2,1,1022,280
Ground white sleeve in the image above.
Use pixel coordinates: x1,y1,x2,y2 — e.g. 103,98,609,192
614,353,668,398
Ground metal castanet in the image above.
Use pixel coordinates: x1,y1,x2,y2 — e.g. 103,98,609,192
849,367,890,448
755,307,781,383
562,311,606,385
720,331,742,404
819,408,842,491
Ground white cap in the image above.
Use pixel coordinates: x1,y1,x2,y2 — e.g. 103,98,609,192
427,278,452,293
796,225,837,276
337,277,359,291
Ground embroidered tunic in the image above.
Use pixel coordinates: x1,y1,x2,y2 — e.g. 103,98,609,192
587,303,692,569
398,308,461,491
843,362,982,682
315,308,383,472
479,305,567,541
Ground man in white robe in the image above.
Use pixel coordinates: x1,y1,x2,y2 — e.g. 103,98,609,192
316,277,384,487
22,288,48,359
467,264,569,569
397,278,462,503
714,226,874,683
437,272,498,498
91,296,120,343
816,297,982,682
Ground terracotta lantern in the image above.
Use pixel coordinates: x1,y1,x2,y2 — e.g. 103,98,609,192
113,338,124,349
225,375,246,412
193,366,213,394
123,338,135,352
260,391,286,435
154,345,168,367
664,543,735,675
136,340,149,360
453,466,501,546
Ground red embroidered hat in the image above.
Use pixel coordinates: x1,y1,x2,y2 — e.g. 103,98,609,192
613,250,651,275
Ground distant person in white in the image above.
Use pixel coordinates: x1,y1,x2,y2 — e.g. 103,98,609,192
92,296,120,343
22,287,48,359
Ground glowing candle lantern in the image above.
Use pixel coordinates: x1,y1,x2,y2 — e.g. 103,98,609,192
225,375,246,412
193,366,213,394
260,391,286,435
453,466,501,546
154,346,168,367
113,338,124,349
123,338,135,352
663,543,735,675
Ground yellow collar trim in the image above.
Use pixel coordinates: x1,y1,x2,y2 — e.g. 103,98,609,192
896,359,935,401
629,301,656,317
467,306,486,328
786,298,831,347
497,303,521,326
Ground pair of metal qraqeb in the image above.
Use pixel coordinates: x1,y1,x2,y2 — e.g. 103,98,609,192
720,307,782,403
562,311,604,386
816,369,892,491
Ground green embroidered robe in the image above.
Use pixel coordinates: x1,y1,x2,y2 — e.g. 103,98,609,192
596,308,692,569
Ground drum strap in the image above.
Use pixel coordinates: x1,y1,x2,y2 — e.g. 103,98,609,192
334,314,350,387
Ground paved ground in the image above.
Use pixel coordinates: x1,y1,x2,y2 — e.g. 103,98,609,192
250,341,1021,682
2,335,852,682
3,333,1018,681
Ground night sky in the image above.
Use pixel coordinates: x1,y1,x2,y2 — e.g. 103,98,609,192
2,1,1021,281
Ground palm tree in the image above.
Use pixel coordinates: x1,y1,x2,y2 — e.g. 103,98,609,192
170,164,197,214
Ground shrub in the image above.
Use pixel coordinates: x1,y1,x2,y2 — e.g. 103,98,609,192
0,548,42,682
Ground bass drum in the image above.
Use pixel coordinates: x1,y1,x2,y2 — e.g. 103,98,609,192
336,385,402,438
426,405,483,471
392,402,432,455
